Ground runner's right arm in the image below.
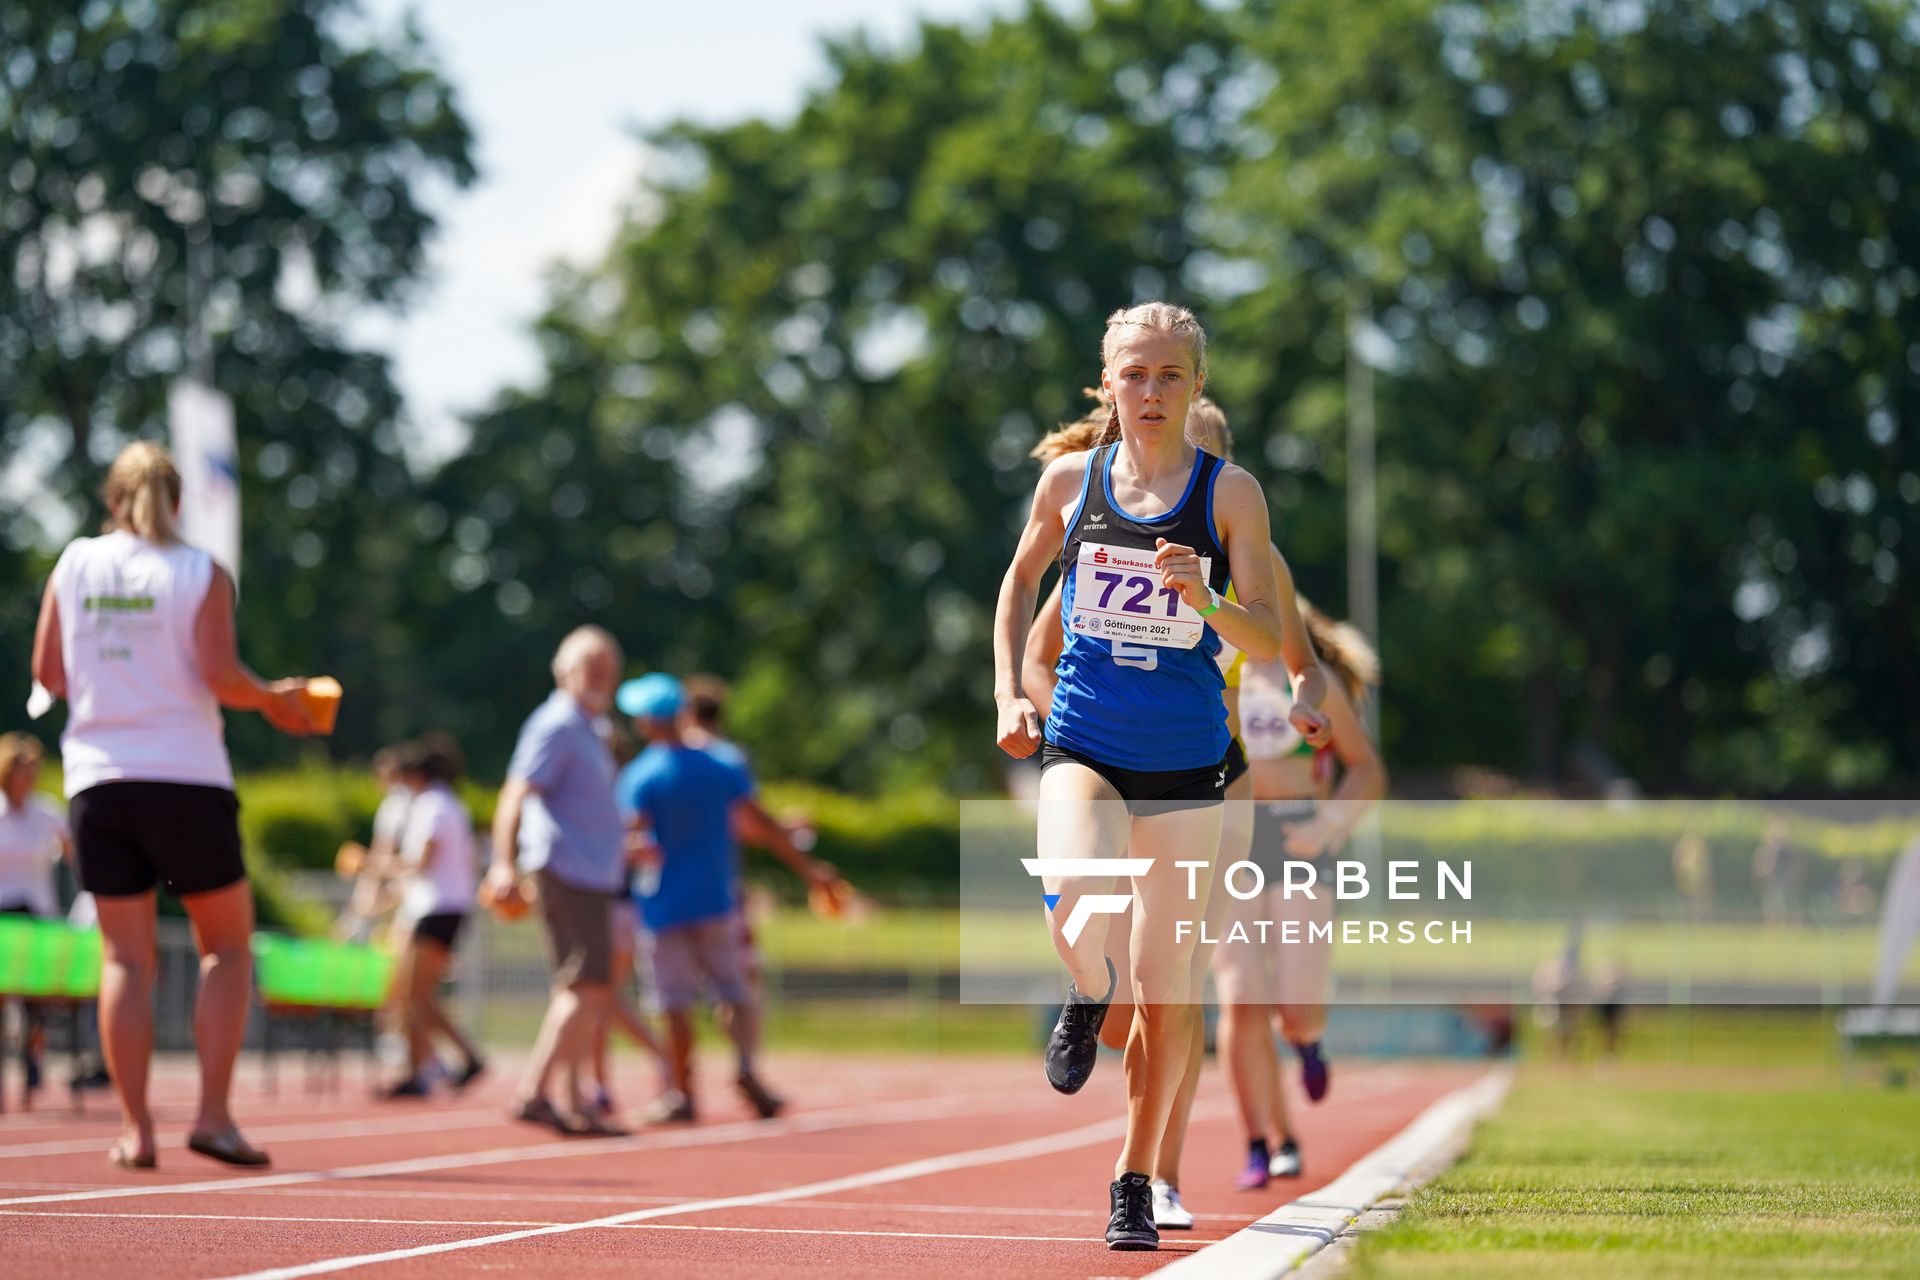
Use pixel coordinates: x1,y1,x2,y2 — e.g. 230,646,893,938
1021,577,1066,721
993,454,1083,757
30,575,63,697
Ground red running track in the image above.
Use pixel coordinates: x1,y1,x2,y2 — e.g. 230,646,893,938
0,1051,1484,1279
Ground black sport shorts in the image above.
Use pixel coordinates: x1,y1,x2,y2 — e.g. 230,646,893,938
1249,798,1325,881
1040,742,1226,816
71,781,247,899
412,911,468,950
1223,737,1249,788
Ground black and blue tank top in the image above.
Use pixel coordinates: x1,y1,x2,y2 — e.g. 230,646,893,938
1045,443,1233,771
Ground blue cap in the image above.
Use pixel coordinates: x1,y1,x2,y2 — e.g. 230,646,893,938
617,672,684,720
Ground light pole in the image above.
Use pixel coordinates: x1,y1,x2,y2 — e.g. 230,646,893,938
1345,282,1379,739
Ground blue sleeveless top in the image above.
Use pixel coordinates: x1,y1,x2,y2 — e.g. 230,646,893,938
1045,444,1233,771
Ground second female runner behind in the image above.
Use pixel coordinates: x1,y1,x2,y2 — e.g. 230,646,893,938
1214,602,1383,1187
993,303,1329,1251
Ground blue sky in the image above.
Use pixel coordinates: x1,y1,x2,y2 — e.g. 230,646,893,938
357,0,1022,464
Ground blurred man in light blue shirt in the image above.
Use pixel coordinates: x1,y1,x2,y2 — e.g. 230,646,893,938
487,625,627,1135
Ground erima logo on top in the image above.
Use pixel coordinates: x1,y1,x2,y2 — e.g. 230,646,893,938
1022,858,1153,945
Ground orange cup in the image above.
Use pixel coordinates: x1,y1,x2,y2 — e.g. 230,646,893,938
478,877,535,923
300,676,342,735
808,878,850,921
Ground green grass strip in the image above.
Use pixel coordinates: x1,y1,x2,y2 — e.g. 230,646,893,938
1354,1040,1920,1278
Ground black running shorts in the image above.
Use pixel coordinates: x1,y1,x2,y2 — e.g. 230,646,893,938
1249,798,1325,881
412,911,468,950
70,781,247,898
1039,742,1227,816
1223,736,1249,788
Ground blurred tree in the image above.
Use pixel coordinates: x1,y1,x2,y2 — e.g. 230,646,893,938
433,0,1920,792
422,0,1258,786
1224,0,1920,788
0,0,474,757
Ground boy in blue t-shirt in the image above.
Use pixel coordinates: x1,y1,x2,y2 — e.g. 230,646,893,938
614,673,835,1123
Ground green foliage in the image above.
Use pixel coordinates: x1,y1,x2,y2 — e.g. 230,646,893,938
0,0,474,761
235,766,491,871
760,783,956,898
8,0,1919,795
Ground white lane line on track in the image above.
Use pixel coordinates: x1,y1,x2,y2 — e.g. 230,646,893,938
0,1209,1100,1244
0,1086,1042,1208
0,1076,932,1160
0,1068,1405,1206
206,1185,1261,1221
0,1108,513,1160
1150,1069,1513,1279
208,1101,1237,1280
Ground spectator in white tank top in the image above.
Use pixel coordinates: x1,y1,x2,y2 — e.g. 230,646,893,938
0,733,72,1108
30,441,319,1172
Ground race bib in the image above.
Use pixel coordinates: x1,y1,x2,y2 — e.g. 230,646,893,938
1067,542,1208,650
1241,685,1305,760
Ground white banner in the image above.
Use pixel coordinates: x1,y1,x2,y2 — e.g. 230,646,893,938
167,378,241,583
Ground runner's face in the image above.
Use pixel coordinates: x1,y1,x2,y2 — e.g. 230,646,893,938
1103,330,1200,440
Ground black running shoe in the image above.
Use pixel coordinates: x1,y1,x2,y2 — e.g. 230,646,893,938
736,1071,786,1120
379,1077,429,1100
1044,958,1115,1095
452,1057,487,1091
1106,1172,1159,1251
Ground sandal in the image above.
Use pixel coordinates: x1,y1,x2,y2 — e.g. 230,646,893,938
108,1137,157,1170
187,1127,271,1167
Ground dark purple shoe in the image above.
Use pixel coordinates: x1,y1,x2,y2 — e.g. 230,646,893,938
1296,1040,1330,1103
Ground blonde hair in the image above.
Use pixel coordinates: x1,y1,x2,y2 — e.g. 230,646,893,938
1299,597,1381,703
1031,389,1114,463
1185,396,1232,460
0,732,43,793
102,441,183,544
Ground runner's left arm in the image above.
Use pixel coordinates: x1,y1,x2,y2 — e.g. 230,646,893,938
1163,464,1282,661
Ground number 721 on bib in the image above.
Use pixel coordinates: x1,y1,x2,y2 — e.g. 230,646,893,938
1066,542,1209,650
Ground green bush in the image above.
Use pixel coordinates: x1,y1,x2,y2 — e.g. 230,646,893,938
759,784,956,902
235,768,496,871
222,770,1920,926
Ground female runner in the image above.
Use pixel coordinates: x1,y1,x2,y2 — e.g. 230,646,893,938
993,303,1327,1250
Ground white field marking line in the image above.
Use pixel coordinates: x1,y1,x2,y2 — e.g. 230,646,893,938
0,1075,913,1162
219,1185,1256,1221
0,1208,1095,1244
210,1101,1236,1280
615,1222,1091,1244
0,1210,560,1228
1151,1068,1513,1280
2,1069,1402,1206
0,1186,1258,1224
0,1106,516,1160
0,1086,1041,1209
